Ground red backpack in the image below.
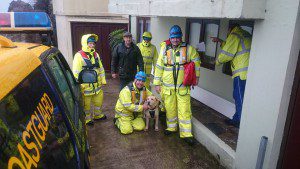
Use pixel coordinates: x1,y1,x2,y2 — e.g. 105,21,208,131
183,61,197,86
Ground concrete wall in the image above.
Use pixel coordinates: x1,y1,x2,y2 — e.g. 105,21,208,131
55,15,73,65
235,0,300,168
130,16,137,43
53,0,110,15
109,0,266,19
150,17,186,48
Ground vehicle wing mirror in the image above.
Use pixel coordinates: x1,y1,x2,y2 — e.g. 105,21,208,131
78,69,98,84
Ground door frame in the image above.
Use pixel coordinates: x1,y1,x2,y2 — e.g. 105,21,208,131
277,50,300,169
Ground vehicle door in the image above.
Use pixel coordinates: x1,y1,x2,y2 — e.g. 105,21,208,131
0,68,78,169
41,48,87,168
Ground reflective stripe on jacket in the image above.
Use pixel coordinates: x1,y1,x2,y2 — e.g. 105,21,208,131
153,42,201,89
137,43,158,75
217,27,252,80
72,34,106,96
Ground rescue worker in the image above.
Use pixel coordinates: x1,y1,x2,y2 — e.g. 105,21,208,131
154,25,201,145
211,24,252,128
114,71,151,134
72,34,107,125
111,31,144,91
137,32,158,89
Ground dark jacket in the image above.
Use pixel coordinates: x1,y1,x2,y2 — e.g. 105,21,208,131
111,42,144,80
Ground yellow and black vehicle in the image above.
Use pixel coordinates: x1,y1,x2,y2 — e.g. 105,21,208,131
0,12,91,169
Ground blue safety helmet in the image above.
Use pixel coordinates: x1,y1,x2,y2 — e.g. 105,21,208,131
169,25,183,38
135,71,147,82
87,36,96,43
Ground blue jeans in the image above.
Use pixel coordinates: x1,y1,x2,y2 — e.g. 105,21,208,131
232,76,246,123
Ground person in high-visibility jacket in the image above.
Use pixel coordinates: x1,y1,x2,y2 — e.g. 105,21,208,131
114,71,151,134
137,32,158,89
154,25,201,145
72,34,107,125
211,24,252,128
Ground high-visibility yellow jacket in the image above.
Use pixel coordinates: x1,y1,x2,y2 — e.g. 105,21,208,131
153,42,201,91
115,82,152,118
137,43,158,75
217,26,252,80
72,34,106,96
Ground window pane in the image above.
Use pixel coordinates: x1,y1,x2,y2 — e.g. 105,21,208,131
241,26,253,35
0,69,77,168
47,57,75,121
139,20,144,43
146,19,151,32
204,23,219,57
189,22,201,47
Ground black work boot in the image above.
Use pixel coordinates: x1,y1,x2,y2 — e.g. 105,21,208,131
95,115,107,121
164,130,175,136
183,137,196,146
86,120,94,126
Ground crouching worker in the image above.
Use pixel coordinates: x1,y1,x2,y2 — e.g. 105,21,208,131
72,34,107,125
114,71,151,134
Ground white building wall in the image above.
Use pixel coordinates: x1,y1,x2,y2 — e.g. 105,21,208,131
130,16,137,43
53,0,110,15
109,0,266,19
236,0,300,168
149,17,186,50
55,15,73,66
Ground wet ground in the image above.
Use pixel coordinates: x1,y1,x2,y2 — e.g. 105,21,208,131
87,75,225,169
191,99,239,150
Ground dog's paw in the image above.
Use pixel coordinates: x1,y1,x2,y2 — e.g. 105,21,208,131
155,127,159,132
144,128,149,132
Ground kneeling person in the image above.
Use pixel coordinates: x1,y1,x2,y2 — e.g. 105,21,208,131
114,71,151,134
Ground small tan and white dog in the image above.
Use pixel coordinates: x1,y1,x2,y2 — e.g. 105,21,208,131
144,96,160,131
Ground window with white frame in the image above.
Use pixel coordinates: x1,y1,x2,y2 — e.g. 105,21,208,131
186,19,220,70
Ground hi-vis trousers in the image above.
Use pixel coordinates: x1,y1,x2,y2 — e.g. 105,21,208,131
84,90,105,124
115,111,145,134
163,88,193,138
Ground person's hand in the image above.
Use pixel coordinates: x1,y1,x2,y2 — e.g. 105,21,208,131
155,85,161,94
210,36,222,43
143,102,149,111
112,73,117,78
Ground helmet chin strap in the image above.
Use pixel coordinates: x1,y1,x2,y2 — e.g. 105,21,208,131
142,40,150,47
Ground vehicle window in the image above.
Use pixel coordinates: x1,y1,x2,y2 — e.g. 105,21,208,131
60,55,77,97
0,68,77,169
47,56,75,121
